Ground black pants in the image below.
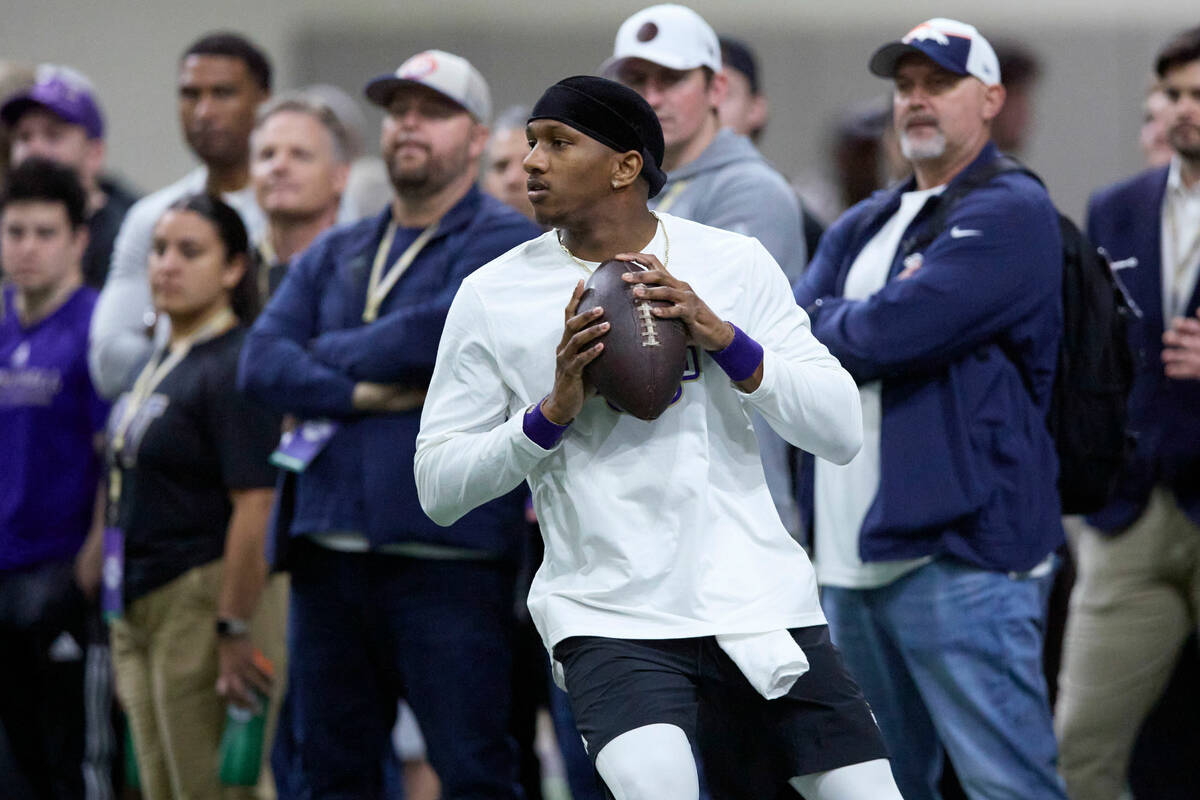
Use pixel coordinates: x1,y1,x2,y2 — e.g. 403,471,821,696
283,540,521,800
0,561,89,800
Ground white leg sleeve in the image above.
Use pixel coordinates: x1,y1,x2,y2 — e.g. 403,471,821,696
788,758,904,800
594,723,700,800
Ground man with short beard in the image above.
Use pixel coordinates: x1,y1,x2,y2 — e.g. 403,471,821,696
1054,25,1200,800
237,50,539,800
89,32,271,399
795,18,1067,800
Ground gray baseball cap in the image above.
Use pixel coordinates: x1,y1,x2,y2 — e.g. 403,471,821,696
364,50,491,122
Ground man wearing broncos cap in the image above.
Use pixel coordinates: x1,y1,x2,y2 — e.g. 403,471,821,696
795,17,1067,800
416,75,903,800
238,49,539,799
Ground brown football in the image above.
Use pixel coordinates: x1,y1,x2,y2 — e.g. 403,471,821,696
578,260,689,420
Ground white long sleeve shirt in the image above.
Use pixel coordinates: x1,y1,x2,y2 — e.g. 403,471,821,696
415,213,862,651
88,168,265,398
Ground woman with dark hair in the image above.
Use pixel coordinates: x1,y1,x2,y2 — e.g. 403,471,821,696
105,192,286,800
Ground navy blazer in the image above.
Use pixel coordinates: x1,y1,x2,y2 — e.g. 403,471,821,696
238,186,542,559
1086,166,1200,531
796,143,1064,573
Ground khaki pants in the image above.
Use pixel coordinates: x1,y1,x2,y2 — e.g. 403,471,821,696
1055,489,1200,800
110,562,288,800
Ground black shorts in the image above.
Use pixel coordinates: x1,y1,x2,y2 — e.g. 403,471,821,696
553,624,888,799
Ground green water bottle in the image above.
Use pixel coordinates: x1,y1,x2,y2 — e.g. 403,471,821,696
218,651,273,786
122,717,141,791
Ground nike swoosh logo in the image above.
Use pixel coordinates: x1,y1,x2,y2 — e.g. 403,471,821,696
950,226,983,238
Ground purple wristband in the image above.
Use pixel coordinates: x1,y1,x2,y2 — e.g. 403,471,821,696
707,324,763,382
523,397,570,449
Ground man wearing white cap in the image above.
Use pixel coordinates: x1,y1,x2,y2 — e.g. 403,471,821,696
237,49,540,799
606,3,805,550
795,18,1068,800
604,5,805,279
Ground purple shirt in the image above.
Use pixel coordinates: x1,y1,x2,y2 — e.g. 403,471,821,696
1,285,110,571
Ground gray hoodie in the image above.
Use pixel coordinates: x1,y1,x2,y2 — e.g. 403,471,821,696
651,128,805,538
650,127,806,284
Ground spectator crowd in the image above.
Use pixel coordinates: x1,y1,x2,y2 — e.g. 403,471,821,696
3,5,1200,800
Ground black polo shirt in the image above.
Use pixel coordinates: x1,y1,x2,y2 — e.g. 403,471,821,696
111,326,279,602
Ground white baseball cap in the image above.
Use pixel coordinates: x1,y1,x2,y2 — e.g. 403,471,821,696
601,4,722,76
364,49,492,122
869,18,1001,87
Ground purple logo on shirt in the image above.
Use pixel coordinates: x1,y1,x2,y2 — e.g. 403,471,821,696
0,365,63,407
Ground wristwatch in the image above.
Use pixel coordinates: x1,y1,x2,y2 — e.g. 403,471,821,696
215,617,251,638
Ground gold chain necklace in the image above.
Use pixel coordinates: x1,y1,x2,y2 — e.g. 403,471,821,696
556,212,669,274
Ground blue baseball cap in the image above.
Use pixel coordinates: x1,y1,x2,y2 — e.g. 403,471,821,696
1,64,105,139
869,18,1001,87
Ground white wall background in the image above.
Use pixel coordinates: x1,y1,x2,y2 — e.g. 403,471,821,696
4,0,1198,220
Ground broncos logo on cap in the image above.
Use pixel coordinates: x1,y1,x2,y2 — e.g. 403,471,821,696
904,24,951,47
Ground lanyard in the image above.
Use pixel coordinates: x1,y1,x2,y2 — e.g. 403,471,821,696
363,220,438,322
654,179,690,215
1165,196,1200,319
107,307,237,509
258,238,278,300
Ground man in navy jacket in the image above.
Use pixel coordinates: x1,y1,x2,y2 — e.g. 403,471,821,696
794,18,1067,800
1054,26,1200,800
237,50,539,799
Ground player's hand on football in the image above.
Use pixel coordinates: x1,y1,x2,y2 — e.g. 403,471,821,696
1163,314,1200,380
616,252,735,352
544,279,608,424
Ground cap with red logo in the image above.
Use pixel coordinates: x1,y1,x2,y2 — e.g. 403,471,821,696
869,18,1001,87
602,4,722,76
364,49,491,122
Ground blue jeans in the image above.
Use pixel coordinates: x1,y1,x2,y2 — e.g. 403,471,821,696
822,558,1067,800
285,538,521,800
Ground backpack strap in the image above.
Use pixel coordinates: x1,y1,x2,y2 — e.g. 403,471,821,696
899,155,1040,257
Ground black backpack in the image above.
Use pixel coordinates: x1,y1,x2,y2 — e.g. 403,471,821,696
900,156,1136,514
